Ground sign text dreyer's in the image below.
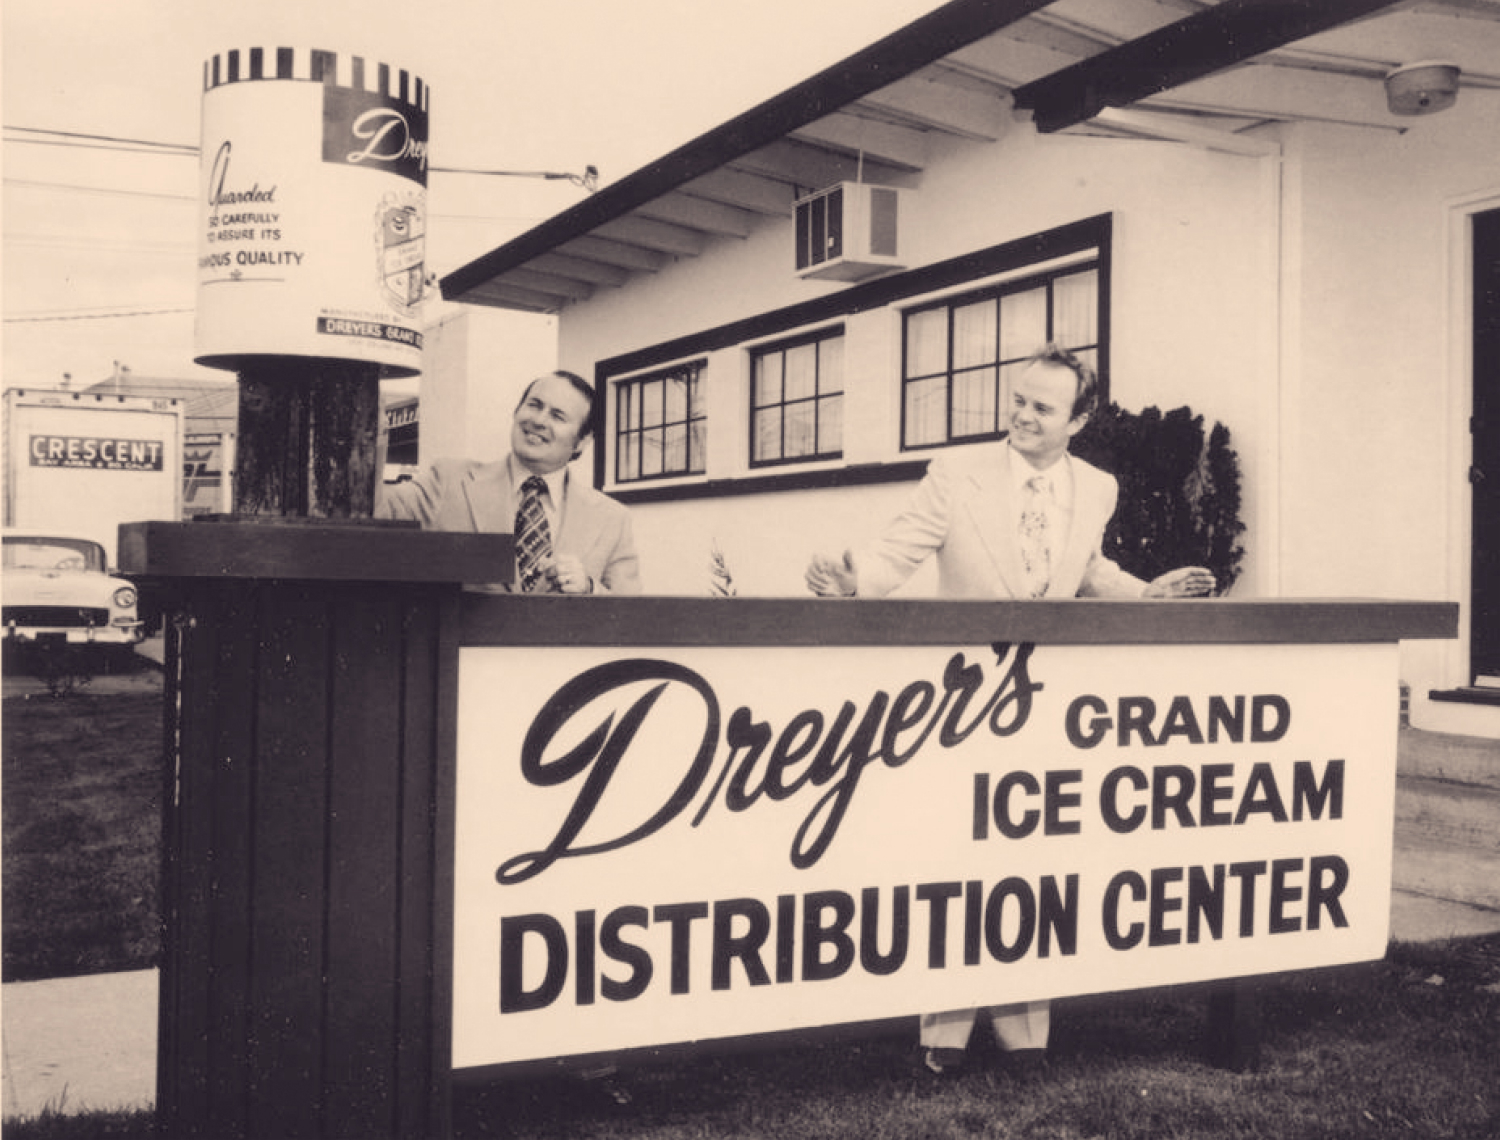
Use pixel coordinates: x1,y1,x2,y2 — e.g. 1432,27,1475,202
323,87,428,185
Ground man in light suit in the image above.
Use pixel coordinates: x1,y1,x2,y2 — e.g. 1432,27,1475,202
806,343,1213,1075
379,370,642,595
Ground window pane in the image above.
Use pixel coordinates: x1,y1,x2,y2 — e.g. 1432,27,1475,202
952,366,997,438
617,383,635,431
1054,269,1098,348
618,430,638,482
753,354,781,408
819,336,844,394
1000,287,1047,361
689,419,707,473
665,374,688,422
785,343,816,402
952,300,996,370
818,393,843,454
689,373,704,419
641,427,663,477
904,376,947,447
663,423,687,472
905,308,947,377
641,379,664,427
753,406,781,462
784,401,816,458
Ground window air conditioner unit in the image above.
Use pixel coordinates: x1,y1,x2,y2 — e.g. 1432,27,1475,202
794,182,905,282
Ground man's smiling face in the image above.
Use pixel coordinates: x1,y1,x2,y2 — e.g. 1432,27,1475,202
1008,359,1086,468
511,374,592,475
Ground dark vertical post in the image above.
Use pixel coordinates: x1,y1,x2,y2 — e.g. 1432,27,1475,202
234,359,381,517
1204,977,1262,1072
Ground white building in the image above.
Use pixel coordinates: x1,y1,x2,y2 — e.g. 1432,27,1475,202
428,0,1500,739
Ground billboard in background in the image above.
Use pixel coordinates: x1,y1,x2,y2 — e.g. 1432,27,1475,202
453,639,1397,1069
183,431,235,517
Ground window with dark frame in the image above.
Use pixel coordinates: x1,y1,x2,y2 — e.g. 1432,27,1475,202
751,329,845,467
902,263,1101,450
614,360,707,483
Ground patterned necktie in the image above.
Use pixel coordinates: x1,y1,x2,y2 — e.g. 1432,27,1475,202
515,475,552,593
1018,474,1052,598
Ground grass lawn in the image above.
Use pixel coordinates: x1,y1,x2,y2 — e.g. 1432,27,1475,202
2,681,163,982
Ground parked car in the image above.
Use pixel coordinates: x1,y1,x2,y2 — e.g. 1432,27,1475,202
2,530,145,647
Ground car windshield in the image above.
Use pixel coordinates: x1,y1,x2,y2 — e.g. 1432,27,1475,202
2,537,107,573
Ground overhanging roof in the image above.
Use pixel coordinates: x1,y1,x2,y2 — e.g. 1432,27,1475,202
442,0,1500,315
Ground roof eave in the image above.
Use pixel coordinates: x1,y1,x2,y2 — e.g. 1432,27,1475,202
439,0,1054,306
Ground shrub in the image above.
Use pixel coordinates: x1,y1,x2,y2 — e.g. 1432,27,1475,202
1071,403,1246,594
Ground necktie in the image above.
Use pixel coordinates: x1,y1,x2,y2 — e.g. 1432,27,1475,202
515,475,552,593
1018,474,1052,598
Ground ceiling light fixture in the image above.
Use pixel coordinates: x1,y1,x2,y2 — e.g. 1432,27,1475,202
1384,61,1461,116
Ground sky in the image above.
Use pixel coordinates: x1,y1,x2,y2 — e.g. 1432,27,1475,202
1,0,948,390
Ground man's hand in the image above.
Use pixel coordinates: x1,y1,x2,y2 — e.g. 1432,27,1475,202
806,550,858,597
545,554,594,594
1143,566,1216,598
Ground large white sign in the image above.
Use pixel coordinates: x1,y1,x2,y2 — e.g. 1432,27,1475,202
454,640,1397,1069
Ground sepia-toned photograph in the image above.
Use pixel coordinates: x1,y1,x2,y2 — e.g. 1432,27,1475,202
3,2,1498,1137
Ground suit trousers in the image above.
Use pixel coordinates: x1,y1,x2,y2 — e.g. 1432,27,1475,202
918,1000,1051,1052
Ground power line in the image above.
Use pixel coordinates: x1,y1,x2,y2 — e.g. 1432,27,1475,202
4,137,200,158
4,307,194,324
4,177,196,202
430,164,599,191
4,125,599,187
4,125,197,154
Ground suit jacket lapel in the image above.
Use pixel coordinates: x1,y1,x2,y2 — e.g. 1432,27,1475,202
965,446,1028,597
1050,455,1110,594
555,469,591,550
461,461,515,535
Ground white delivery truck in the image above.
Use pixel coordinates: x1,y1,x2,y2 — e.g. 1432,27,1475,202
3,388,186,650
3,387,186,567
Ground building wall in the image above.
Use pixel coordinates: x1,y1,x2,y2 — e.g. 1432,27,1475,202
1271,97,1500,734
416,306,558,465
558,126,1278,600
490,95,1498,735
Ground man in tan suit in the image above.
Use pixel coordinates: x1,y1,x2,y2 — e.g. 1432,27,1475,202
807,343,1213,1074
379,370,641,596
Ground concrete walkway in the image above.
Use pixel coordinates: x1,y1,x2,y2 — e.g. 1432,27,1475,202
1,969,157,1117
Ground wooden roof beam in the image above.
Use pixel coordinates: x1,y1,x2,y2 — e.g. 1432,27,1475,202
857,73,1013,139
1012,0,1406,133
560,236,671,273
592,215,707,258
679,168,798,216
633,191,759,238
527,251,632,288
731,139,916,195
790,111,931,172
